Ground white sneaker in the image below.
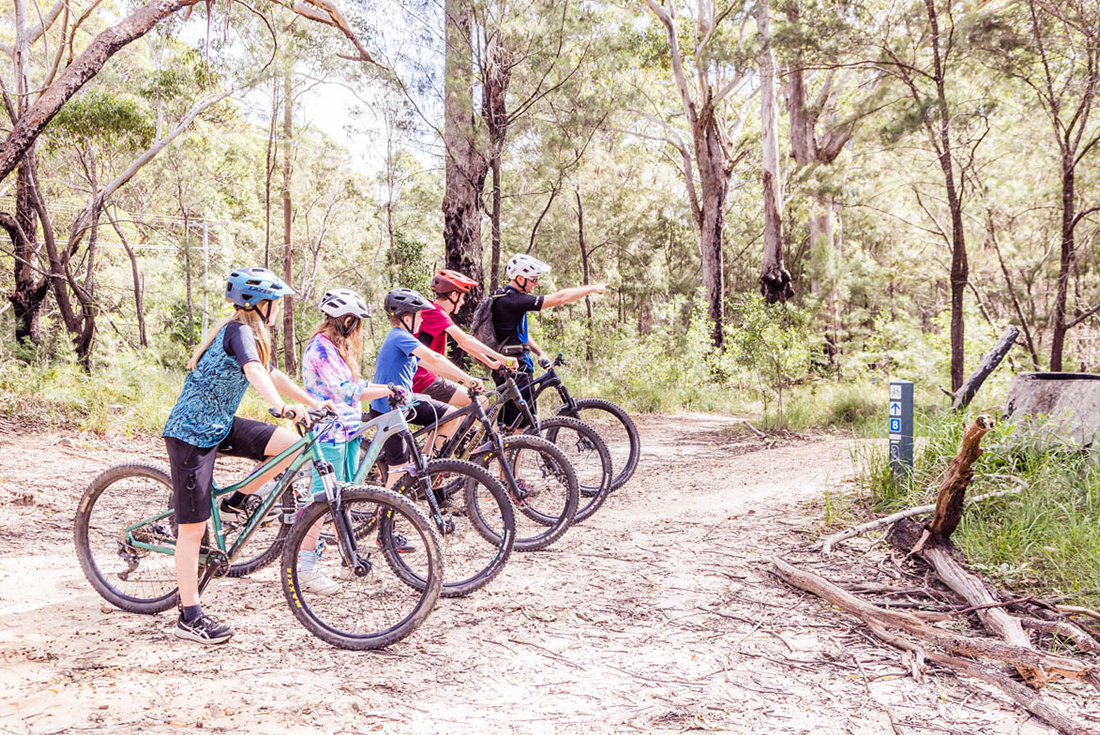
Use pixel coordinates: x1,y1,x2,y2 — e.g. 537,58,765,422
299,568,341,596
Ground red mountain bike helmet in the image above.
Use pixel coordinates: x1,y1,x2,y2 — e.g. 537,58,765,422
430,269,478,294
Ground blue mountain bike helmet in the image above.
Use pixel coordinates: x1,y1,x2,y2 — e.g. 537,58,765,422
226,267,295,309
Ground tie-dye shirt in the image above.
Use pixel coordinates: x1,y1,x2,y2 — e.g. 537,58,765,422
302,333,365,443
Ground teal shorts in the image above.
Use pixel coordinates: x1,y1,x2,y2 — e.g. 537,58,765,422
311,437,362,495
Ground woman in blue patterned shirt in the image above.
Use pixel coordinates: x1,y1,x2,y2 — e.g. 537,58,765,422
162,267,334,645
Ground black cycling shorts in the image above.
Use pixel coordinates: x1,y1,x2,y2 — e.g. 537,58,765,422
368,396,452,466
165,417,278,525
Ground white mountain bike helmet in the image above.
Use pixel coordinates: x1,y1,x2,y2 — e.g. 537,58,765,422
506,253,552,282
319,288,370,320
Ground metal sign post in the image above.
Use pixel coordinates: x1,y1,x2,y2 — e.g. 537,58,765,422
889,379,914,487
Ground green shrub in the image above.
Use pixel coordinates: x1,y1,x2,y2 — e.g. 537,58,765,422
852,411,1100,608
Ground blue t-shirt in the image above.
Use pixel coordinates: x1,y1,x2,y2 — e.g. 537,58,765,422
370,328,421,413
163,323,267,447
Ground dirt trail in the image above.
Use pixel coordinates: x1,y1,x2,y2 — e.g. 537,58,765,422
0,414,1094,734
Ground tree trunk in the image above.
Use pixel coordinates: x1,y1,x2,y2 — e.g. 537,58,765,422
264,76,278,270
183,209,195,346
442,0,488,327
1050,158,1075,371
922,0,968,391
5,157,50,345
75,202,100,366
757,0,792,304
483,40,511,292
281,65,296,374
575,190,593,362
694,105,728,348
490,152,502,291
108,209,147,347
0,0,204,183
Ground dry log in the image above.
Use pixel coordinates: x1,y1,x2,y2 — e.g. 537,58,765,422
770,557,1100,689
1020,617,1100,654
951,326,1019,411
891,518,1046,685
863,618,1099,735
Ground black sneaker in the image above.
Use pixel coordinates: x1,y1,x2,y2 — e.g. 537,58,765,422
377,532,418,554
219,494,258,521
173,613,234,645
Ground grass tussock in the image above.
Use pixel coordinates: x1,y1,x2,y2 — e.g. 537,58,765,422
852,412,1100,609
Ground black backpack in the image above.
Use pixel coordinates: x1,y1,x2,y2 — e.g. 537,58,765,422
471,288,507,352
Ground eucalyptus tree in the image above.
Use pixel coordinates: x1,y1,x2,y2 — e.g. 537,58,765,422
983,0,1100,370
0,0,381,355
865,0,991,391
639,0,759,347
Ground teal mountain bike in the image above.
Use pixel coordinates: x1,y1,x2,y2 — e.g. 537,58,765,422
73,407,444,650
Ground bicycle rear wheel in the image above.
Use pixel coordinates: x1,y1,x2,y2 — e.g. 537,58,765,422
535,416,613,523
280,486,443,650
470,434,578,551
74,463,185,614
389,458,514,597
557,398,639,490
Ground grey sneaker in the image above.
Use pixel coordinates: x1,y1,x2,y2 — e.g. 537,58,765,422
173,613,234,645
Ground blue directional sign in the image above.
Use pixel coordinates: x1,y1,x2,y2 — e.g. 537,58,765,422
889,380,914,488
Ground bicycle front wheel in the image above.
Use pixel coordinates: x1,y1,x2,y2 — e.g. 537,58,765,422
471,434,578,552
535,416,613,523
280,486,443,650
390,459,514,597
74,463,183,614
557,398,639,490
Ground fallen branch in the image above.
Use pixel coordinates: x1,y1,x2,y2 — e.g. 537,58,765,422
770,557,1100,735
951,326,1018,411
1020,617,1100,654
1058,605,1100,624
770,557,1100,688
821,483,1023,555
864,618,1099,735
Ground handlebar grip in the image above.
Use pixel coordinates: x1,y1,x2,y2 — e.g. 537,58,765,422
268,408,283,419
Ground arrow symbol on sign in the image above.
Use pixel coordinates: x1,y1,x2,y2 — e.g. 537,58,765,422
889,402,902,417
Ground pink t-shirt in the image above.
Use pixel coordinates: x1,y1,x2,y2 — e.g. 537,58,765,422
412,303,455,392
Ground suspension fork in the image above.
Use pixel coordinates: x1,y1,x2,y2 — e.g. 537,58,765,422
473,393,523,495
506,375,541,433
404,430,450,532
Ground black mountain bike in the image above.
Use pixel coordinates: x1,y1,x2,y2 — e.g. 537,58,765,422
503,350,640,491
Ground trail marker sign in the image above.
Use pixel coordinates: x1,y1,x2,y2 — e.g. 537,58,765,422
889,379,914,487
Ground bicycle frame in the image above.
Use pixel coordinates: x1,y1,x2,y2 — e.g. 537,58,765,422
122,418,339,590
343,404,454,532
410,374,537,459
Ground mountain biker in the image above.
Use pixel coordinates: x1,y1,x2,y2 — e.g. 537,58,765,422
367,288,485,485
412,269,512,407
162,267,335,645
492,254,607,427
299,288,404,594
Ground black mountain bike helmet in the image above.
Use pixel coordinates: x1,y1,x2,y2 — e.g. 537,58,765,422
383,288,432,316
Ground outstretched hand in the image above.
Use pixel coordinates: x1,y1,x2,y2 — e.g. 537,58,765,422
590,283,608,296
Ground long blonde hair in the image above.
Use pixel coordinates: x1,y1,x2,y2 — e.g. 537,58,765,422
312,315,364,380
188,304,273,370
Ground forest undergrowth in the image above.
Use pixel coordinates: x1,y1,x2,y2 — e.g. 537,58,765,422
840,412,1100,611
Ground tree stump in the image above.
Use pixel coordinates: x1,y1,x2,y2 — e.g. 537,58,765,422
1005,372,1100,447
